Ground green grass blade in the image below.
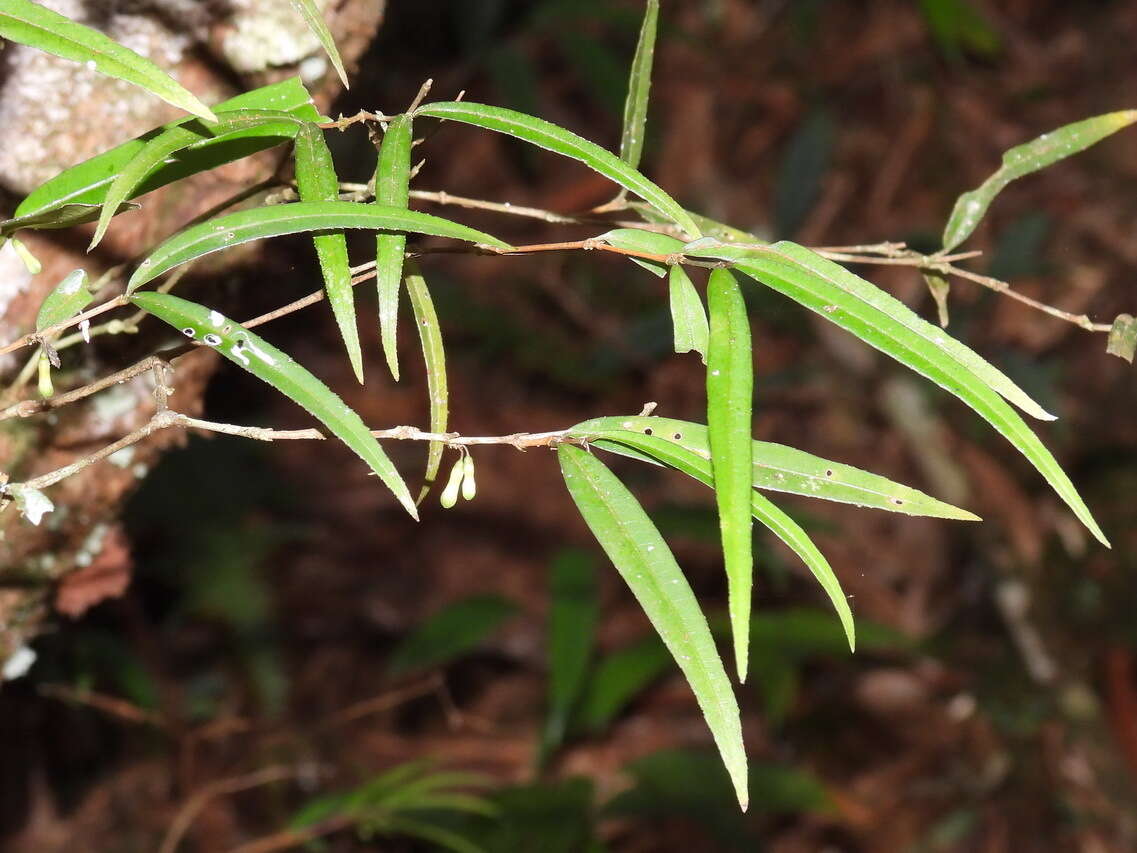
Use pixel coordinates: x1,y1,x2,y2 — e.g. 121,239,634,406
35,270,91,332
578,415,979,520
668,265,709,362
375,114,414,380
706,268,754,683
557,445,747,811
15,77,321,222
91,109,304,250
415,101,702,238
131,292,417,518
293,122,364,383
620,0,659,169
542,549,598,758
289,0,349,88
565,424,854,652
0,0,216,122
128,201,510,292
943,110,1137,251
405,263,448,502
387,595,517,676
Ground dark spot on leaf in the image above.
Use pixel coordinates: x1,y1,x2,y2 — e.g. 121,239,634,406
643,427,653,436
825,469,833,477
673,433,682,440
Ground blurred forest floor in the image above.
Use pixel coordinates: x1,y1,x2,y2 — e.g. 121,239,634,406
2,1,1136,850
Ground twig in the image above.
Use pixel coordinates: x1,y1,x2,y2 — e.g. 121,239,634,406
225,815,354,853
39,683,166,728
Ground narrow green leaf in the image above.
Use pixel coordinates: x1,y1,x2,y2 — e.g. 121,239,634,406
128,201,510,292
15,77,321,222
293,122,363,383
628,202,761,244
543,549,599,757
619,0,659,169
415,101,702,238
375,114,414,380
697,244,1107,545
1,202,138,238
669,265,709,361
598,226,679,277
557,445,747,811
288,0,349,88
387,595,518,676
405,264,449,502
706,268,754,682
35,270,91,332
1107,314,1137,364
131,292,418,518
565,423,855,652
91,109,304,250
576,637,671,732
575,415,980,520
0,0,215,121
942,110,1137,251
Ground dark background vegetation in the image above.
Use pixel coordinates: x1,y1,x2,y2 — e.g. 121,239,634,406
2,0,1136,849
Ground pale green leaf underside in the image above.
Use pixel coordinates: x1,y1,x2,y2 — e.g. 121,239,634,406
289,0,349,88
128,201,511,292
0,0,216,122
405,263,449,503
620,0,659,169
131,292,417,518
564,422,855,652
706,268,754,682
557,445,747,811
668,265,709,361
583,415,979,520
1106,314,1137,364
36,270,91,332
943,110,1137,251
293,122,363,383
415,101,702,239
92,109,305,250
375,114,414,381
15,77,320,222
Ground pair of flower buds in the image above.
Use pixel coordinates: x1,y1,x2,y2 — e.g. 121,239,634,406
440,452,476,508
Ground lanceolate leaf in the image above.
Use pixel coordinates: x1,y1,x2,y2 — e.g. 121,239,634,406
0,0,217,122
1,203,138,238
557,445,747,811
668,265,709,362
294,122,363,383
128,202,510,292
288,0,349,88
705,268,754,683
415,102,702,238
91,109,304,250
131,292,417,518
620,0,659,169
405,263,448,502
566,422,855,653
36,270,91,333
375,114,414,381
598,226,680,276
578,415,979,520
942,110,1137,251
15,77,321,222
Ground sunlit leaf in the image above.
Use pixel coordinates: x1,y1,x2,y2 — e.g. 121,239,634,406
35,270,91,332
387,595,518,676
705,268,754,682
128,202,510,292
293,122,364,382
289,0,349,88
375,114,414,380
415,101,702,238
576,636,671,732
405,263,449,502
0,0,217,122
942,110,1137,251
566,423,855,650
131,292,418,518
1107,314,1137,364
619,0,659,169
668,265,709,361
576,415,979,520
542,549,598,757
557,445,747,811
91,109,304,250
15,77,321,222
